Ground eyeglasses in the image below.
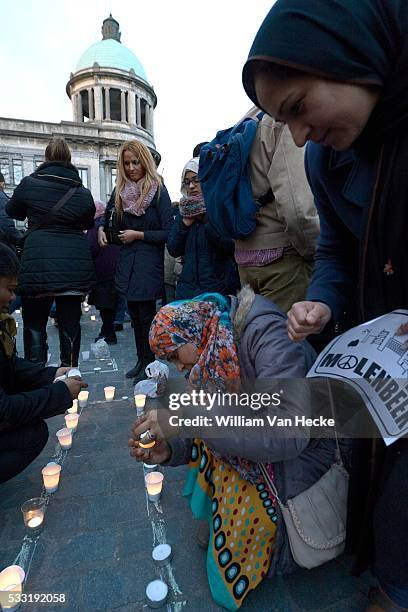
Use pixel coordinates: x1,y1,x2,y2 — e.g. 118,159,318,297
182,176,200,187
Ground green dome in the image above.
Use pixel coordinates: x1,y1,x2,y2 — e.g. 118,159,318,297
76,39,147,80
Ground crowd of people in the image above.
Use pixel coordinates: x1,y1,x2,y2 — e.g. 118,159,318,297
1,0,407,610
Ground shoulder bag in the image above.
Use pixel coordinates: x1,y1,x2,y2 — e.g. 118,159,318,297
20,187,77,244
259,381,349,569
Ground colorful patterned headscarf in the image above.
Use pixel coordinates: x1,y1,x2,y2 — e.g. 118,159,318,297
149,292,240,392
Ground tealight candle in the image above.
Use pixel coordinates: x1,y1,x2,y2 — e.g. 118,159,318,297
21,498,46,534
0,565,25,611
65,413,79,432
90,315,96,321
104,386,115,400
56,427,72,450
145,579,168,608
41,462,62,493
152,544,173,567
67,368,81,378
134,394,146,416
78,390,89,408
145,472,164,502
143,463,158,472
139,431,156,449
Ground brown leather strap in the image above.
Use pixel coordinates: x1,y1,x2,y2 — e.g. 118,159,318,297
22,187,77,241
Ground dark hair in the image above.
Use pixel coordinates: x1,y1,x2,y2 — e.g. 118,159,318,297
0,243,20,278
45,138,71,164
0,172,5,183
192,142,209,158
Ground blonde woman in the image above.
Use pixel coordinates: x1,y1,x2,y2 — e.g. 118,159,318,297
99,140,173,383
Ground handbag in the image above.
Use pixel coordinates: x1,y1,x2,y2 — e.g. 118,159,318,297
259,381,349,570
106,206,122,246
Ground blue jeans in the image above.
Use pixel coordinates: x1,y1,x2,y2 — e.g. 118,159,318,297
114,295,130,324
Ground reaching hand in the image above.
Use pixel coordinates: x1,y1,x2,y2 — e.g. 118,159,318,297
287,301,332,342
54,367,71,379
62,376,88,399
128,438,171,465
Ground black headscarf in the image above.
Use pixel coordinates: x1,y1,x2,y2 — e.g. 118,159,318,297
243,0,408,321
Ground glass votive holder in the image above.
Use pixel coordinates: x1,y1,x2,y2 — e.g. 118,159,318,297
145,472,164,502
21,497,46,534
82,350,90,361
139,431,156,449
0,565,25,611
90,315,96,321
145,579,168,608
78,390,89,408
152,544,173,567
143,463,158,472
41,462,62,493
56,427,72,450
104,386,115,401
65,413,79,432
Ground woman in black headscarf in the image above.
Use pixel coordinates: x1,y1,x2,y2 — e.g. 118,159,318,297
243,1,408,610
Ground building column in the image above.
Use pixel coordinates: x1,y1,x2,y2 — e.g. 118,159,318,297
104,87,111,120
72,93,79,122
99,163,106,202
128,91,136,125
136,95,141,126
149,105,154,135
88,88,94,120
77,93,83,122
121,90,127,122
94,86,103,120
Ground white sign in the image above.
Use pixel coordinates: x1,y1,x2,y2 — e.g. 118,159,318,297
307,310,408,445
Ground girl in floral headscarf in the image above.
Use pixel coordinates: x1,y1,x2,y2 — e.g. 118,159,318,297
130,288,332,611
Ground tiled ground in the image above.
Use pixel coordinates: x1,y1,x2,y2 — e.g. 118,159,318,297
0,307,374,611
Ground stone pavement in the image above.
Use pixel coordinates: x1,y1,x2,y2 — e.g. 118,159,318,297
0,307,374,611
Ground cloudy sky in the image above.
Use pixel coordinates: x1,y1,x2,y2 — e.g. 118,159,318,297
1,0,274,200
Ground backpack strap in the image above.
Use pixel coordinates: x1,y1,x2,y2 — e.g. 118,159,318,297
256,111,265,122
21,187,77,242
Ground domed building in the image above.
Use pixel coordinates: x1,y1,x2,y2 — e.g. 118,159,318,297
0,16,159,207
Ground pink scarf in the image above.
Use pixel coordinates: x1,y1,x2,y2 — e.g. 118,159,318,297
120,179,158,216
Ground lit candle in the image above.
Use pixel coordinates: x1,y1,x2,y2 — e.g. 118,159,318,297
145,472,164,502
145,579,168,608
90,315,96,321
56,427,72,450
67,400,78,414
65,413,79,432
152,544,173,567
0,565,25,611
78,390,89,408
104,386,115,401
21,497,46,533
139,431,156,449
41,462,62,493
67,368,81,378
134,394,146,416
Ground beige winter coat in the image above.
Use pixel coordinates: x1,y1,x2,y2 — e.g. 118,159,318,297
235,108,319,258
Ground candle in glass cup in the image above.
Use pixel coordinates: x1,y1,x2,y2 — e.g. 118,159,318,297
21,498,46,533
56,427,72,449
134,394,146,416
90,315,96,321
104,386,115,401
145,472,164,502
67,400,78,414
65,413,79,432
41,462,62,492
0,565,25,611
78,390,89,408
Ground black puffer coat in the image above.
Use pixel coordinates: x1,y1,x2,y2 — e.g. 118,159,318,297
6,162,96,296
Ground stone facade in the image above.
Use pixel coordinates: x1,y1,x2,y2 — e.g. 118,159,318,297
0,15,157,221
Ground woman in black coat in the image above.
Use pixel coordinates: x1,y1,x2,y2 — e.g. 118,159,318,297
98,140,173,384
6,138,96,367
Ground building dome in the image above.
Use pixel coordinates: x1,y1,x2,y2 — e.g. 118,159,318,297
76,39,147,80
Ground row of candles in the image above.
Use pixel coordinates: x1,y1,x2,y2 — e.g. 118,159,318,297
0,390,167,609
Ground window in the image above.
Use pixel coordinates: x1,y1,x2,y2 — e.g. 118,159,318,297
12,159,23,185
0,158,10,183
77,167,88,188
140,99,147,128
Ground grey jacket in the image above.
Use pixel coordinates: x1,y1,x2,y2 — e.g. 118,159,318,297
0,190,23,248
166,285,344,576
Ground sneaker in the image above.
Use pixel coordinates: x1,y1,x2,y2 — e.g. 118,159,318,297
104,333,118,345
126,361,142,379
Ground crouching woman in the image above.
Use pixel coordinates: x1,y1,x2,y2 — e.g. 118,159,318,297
129,286,347,610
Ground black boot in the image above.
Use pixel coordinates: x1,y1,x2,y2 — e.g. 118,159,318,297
126,323,143,378
133,322,155,384
23,328,48,365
